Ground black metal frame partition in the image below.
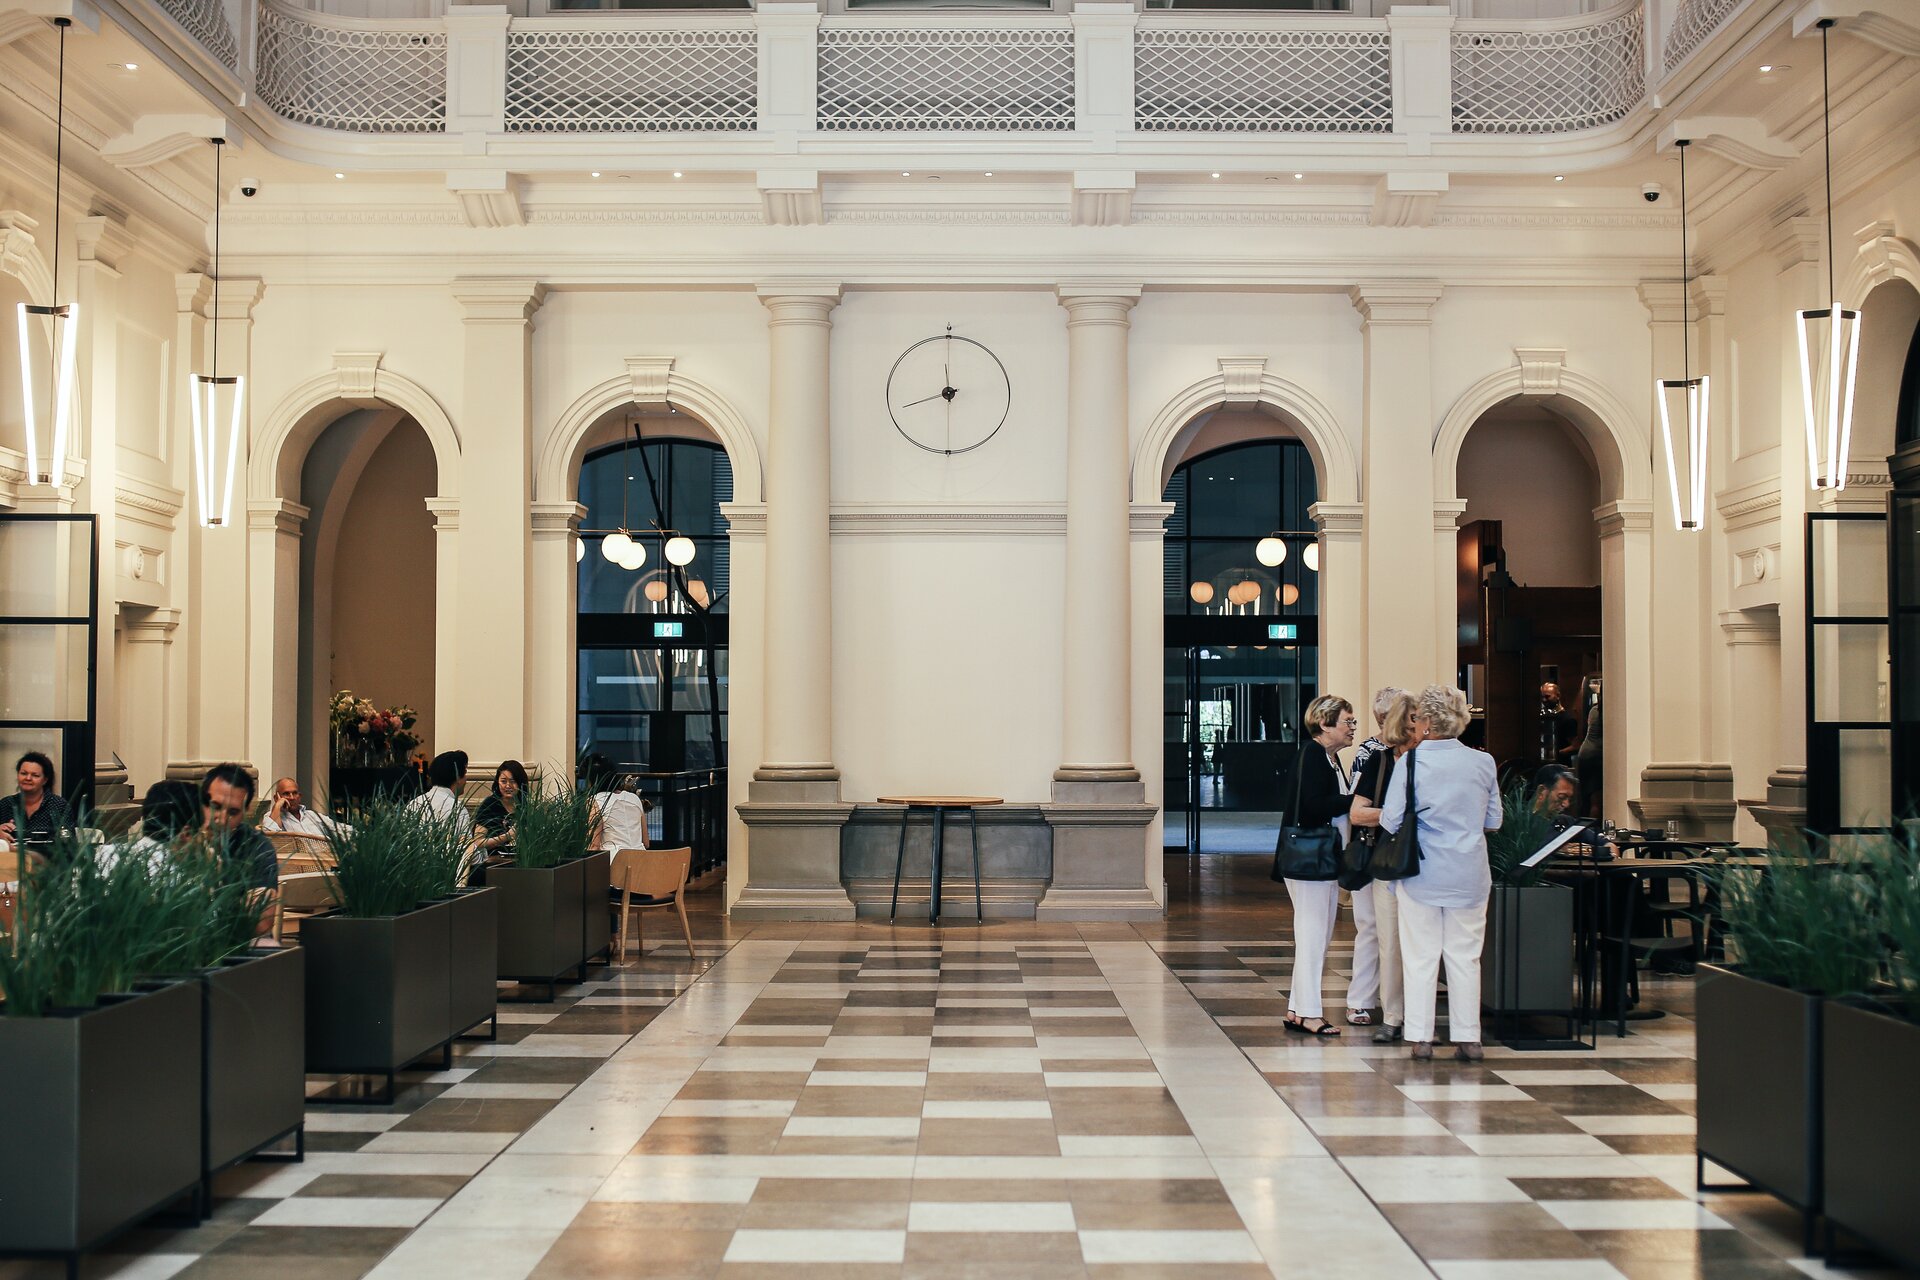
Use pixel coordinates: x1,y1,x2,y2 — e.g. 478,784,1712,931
0,513,99,815
1804,510,1892,836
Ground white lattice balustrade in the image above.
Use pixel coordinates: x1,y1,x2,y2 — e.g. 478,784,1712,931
507,24,756,132
817,22,1074,132
1663,0,1743,71
155,0,238,70
1452,2,1643,134
256,0,446,132
1135,21,1390,133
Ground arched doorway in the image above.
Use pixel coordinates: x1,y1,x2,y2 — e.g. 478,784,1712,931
295,409,442,797
1162,428,1321,857
1454,404,1604,804
574,414,733,870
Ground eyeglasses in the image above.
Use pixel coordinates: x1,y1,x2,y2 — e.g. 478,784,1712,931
1339,718,1359,729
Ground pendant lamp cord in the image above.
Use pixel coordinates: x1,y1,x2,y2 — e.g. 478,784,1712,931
50,17,66,391
1680,141,1689,387
210,137,222,382
1820,21,1835,304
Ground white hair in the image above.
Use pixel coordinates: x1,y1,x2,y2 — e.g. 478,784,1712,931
1416,684,1472,738
1371,687,1407,723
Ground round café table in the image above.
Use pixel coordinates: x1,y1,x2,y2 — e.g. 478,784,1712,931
876,796,1002,923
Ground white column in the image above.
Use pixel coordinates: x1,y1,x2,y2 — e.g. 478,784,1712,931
73,215,129,783
167,275,210,767
1055,285,1141,782
755,284,841,780
451,278,543,770
425,497,461,756
1353,281,1444,694
1596,499,1654,824
246,497,306,787
1432,497,1468,690
528,501,583,776
1311,501,1366,713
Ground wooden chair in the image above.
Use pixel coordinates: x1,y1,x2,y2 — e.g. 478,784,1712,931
609,847,694,961
274,871,337,944
268,831,333,876
0,849,19,935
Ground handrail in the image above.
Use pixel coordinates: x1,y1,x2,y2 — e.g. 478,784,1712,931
255,0,447,133
1451,1,1644,135
1663,0,1745,72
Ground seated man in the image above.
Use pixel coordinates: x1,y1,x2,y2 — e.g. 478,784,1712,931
407,751,476,832
1531,764,1612,859
202,764,278,891
101,780,203,870
262,777,350,839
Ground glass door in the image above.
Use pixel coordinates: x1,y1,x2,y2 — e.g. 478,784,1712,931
1165,639,1317,855
1806,511,1891,834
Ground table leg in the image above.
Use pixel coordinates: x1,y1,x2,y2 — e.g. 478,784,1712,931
970,806,983,921
890,808,910,920
930,806,945,923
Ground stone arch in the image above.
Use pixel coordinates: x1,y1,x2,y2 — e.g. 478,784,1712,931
1839,226,1920,311
1840,228,1920,469
1432,351,1651,506
0,212,54,306
252,353,461,503
536,358,763,506
1131,361,1359,505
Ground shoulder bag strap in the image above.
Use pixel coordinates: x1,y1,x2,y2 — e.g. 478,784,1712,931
1288,745,1309,828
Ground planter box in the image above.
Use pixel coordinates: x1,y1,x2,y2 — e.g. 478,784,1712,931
1823,999,1920,1268
0,981,202,1259
581,851,612,965
203,948,306,1186
1697,964,1822,1223
493,858,589,988
1484,883,1576,1015
447,887,499,1039
303,900,451,1077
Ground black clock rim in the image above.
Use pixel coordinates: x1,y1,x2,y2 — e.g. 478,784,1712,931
886,333,1011,457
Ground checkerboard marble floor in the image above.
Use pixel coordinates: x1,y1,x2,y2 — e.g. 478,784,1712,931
8,866,1916,1279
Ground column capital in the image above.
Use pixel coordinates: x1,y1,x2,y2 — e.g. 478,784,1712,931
175,272,213,317
531,500,585,536
1690,273,1727,317
1636,280,1689,325
1593,498,1654,538
74,213,134,272
1349,280,1443,326
211,278,264,321
1433,497,1470,531
757,282,842,324
246,497,309,535
1765,214,1824,274
452,277,547,324
425,496,460,533
1057,284,1142,323
1129,501,1175,537
1309,500,1364,539
1718,608,1781,645
718,500,767,540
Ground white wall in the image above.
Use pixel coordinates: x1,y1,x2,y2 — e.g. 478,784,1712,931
1457,411,1602,588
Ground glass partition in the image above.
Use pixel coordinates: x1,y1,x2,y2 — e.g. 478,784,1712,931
1806,510,1890,834
0,514,98,813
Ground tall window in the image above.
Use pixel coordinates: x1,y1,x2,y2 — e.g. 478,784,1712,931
1163,439,1319,616
577,438,732,614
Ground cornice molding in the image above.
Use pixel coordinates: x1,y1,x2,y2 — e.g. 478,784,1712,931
1430,209,1680,230
718,500,766,538
1718,607,1780,644
530,500,585,535
424,496,459,532
1716,478,1781,528
1309,500,1364,538
829,502,1067,536
451,277,546,323
1350,280,1444,326
1433,497,1470,531
526,208,763,227
246,497,310,535
1593,498,1654,537
1130,501,1175,537
115,473,186,521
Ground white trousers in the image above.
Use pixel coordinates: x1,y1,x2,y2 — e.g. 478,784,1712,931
1398,894,1487,1045
1348,882,1378,1014
1366,879,1404,1027
1284,878,1339,1019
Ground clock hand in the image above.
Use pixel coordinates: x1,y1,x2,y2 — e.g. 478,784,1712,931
900,388,959,409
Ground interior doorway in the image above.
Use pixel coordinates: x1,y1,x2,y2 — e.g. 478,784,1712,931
1161,437,1320,856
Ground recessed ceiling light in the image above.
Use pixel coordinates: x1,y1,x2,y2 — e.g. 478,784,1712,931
1211,172,1221,179
1264,176,1278,182
1759,63,1774,71
927,174,941,181
901,171,911,177
116,61,138,71
333,172,345,180
672,171,683,178
983,171,993,177
1294,172,1304,180
1554,174,1565,181
590,171,601,178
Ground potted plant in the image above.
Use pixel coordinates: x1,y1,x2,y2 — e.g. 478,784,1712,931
1696,845,1877,1250
1482,784,1576,1022
411,805,498,1041
0,829,204,1267
490,779,604,999
305,801,456,1097
1821,828,1920,1268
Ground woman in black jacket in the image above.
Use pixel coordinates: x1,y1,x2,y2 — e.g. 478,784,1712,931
1283,695,1357,1037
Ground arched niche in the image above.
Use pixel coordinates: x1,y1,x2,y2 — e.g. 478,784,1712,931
1132,364,1357,505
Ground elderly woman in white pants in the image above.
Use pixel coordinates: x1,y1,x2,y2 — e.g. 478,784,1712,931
1379,684,1502,1062
1282,694,1358,1038
1348,689,1425,1044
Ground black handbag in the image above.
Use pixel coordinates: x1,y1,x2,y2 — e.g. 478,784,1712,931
1366,747,1423,881
1338,751,1383,891
1271,747,1341,883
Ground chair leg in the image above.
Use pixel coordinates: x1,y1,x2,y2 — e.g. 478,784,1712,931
970,808,984,922
678,899,695,956
890,811,910,919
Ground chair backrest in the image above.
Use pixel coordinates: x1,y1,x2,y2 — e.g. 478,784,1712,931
611,846,691,900
268,831,331,861
277,871,337,910
0,849,19,885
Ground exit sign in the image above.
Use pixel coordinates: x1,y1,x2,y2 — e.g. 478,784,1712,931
653,621,685,638
1268,623,1298,641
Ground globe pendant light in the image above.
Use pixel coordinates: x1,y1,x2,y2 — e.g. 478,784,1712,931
663,534,696,567
18,18,79,490
1796,19,1861,492
1655,139,1709,532
598,438,646,570
1254,534,1287,567
190,135,246,527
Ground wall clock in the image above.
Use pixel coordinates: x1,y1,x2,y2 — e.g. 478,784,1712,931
885,327,1012,456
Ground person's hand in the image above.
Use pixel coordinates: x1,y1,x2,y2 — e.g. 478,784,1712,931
0,819,13,841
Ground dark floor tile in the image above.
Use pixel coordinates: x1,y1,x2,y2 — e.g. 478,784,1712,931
392,1096,557,1133
293,1173,471,1199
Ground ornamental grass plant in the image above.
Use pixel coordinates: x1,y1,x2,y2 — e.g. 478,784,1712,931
1858,822,1920,1015
1485,782,1554,889
1710,842,1880,999
321,796,437,919
509,777,597,871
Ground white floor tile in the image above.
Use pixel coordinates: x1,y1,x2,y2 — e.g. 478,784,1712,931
1056,1136,1204,1157
591,1174,760,1203
1077,1230,1265,1264
662,1099,797,1118
808,1070,929,1087
1565,1114,1695,1135
426,1174,606,1230
361,1131,518,1155
433,1083,575,1100
300,1112,406,1133
1395,1083,1531,1102
908,1202,1076,1233
1493,1070,1628,1086
359,1226,563,1280
1456,1133,1621,1156
86,1256,201,1279
722,1230,907,1263
1305,1116,1450,1137
1637,1082,1697,1100
1432,1262,1629,1280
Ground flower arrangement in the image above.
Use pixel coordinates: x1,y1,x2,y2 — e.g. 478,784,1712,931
329,690,421,767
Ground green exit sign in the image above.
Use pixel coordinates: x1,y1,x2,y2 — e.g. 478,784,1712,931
653,621,685,638
1268,623,1298,641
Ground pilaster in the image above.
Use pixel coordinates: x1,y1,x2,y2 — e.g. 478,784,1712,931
1720,608,1782,843
1594,499,1654,824
247,497,308,786
1312,500,1366,727
528,500,584,779
74,213,129,780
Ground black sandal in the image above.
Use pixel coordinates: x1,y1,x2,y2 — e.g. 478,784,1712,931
1285,1014,1342,1038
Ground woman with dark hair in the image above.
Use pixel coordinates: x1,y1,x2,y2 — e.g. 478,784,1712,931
475,760,528,853
0,751,73,852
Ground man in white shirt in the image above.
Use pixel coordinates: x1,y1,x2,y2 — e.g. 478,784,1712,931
408,752,474,831
591,773,651,852
262,777,350,839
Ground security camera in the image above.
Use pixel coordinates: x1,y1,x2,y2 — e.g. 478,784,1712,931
239,179,260,198
1642,182,1663,203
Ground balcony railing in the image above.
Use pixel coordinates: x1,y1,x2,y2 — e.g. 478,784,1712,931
154,0,239,69
228,0,1661,141
1451,4,1642,134
1663,0,1744,71
1134,20,1391,133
